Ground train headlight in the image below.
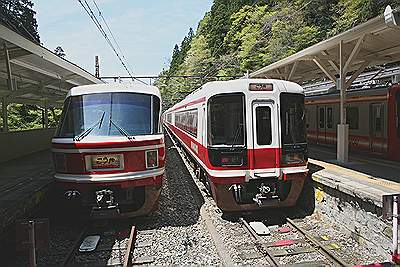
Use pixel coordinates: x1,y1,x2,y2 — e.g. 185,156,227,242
146,150,158,169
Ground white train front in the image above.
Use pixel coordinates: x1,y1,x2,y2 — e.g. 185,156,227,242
164,79,312,212
52,83,165,218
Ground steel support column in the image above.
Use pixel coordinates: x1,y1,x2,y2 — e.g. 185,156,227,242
337,40,349,163
3,42,14,91
1,97,8,132
43,101,48,128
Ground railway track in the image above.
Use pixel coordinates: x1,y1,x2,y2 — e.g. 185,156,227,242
240,216,349,266
62,221,137,267
165,127,349,266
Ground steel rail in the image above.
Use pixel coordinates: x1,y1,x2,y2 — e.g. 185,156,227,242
61,224,89,266
164,126,235,267
239,217,280,267
123,226,137,267
286,218,349,267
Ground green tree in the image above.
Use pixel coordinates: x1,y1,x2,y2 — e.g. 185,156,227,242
54,46,66,58
0,0,40,43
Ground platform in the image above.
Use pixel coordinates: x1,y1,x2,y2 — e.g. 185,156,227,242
0,150,53,235
308,145,400,208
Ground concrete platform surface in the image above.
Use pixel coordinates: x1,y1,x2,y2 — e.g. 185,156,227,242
0,150,53,234
309,145,400,208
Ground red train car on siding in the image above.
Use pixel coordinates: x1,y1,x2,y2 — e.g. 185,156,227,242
52,83,165,218
164,79,313,213
305,84,400,161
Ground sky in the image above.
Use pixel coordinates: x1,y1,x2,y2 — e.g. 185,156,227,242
33,0,213,78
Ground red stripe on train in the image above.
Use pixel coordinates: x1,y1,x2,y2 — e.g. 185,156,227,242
52,138,164,149
55,147,165,175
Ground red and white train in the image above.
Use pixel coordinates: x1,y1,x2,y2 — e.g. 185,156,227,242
305,84,400,161
52,83,165,217
164,79,312,212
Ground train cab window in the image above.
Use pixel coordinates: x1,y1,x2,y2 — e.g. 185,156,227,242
255,106,272,145
208,93,245,146
327,108,333,129
56,92,156,138
319,108,325,129
280,93,306,145
346,107,359,130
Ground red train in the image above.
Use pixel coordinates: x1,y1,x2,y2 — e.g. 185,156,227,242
305,84,400,161
164,79,313,212
52,83,165,217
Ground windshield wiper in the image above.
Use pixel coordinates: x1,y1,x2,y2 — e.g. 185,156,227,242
74,111,105,142
230,123,243,150
109,119,135,141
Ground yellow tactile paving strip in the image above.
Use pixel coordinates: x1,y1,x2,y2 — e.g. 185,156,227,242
309,158,400,192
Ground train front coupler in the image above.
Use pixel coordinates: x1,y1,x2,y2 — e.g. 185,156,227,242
229,182,280,206
91,189,120,217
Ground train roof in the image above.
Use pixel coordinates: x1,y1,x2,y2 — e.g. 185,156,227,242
166,79,303,112
305,84,392,101
66,83,161,98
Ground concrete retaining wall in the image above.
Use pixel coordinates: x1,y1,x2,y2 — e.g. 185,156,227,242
0,128,55,163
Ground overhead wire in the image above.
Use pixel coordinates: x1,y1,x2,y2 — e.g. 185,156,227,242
77,0,147,84
92,0,134,74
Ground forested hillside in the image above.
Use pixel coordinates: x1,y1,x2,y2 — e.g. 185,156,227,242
157,0,400,109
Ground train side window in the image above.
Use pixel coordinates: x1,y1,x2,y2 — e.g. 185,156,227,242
397,92,400,137
319,107,325,129
375,105,382,133
255,106,272,145
153,97,160,134
346,107,359,130
327,107,333,129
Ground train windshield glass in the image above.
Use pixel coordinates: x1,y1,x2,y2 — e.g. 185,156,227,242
56,92,160,138
208,93,245,146
280,93,306,145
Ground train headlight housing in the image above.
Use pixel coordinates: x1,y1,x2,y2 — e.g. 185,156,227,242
146,150,158,169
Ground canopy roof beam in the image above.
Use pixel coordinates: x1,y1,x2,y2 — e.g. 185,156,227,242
344,34,365,73
287,61,298,80
313,57,337,84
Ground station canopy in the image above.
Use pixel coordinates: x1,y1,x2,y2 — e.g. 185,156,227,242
250,8,400,86
0,24,103,108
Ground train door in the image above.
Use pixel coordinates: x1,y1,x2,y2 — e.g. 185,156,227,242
200,104,206,161
370,103,385,153
252,102,278,173
317,106,326,144
396,92,400,159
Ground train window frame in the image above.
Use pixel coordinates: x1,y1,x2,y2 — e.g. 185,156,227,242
327,107,333,129
174,108,198,138
207,92,246,147
255,105,272,146
319,107,325,129
346,106,359,130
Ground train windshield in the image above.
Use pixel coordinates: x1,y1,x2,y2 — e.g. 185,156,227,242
280,93,306,145
208,93,245,146
56,92,160,138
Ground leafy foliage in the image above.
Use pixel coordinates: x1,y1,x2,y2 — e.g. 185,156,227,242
157,0,400,110
54,46,66,58
0,0,40,43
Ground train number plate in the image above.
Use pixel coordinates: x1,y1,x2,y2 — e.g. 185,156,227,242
87,154,124,171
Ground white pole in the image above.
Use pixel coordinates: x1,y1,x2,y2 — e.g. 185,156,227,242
393,195,399,263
